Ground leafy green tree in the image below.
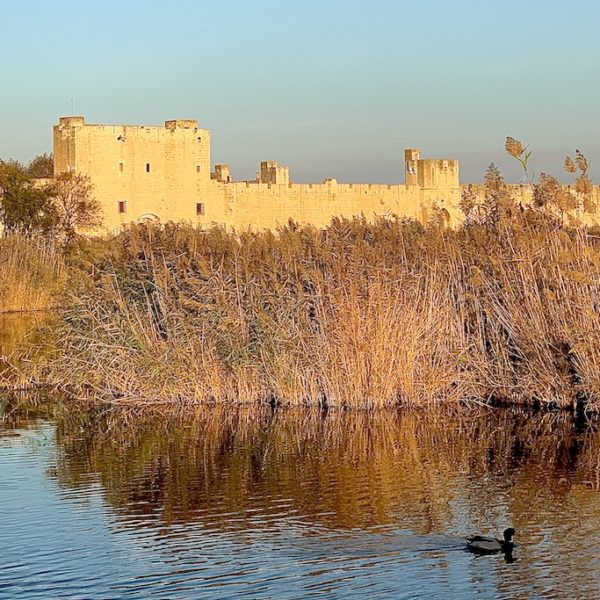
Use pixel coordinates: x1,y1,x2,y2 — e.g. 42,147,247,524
0,160,57,235
26,153,54,179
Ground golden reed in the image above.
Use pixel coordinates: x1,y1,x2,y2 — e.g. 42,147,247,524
0,234,64,314
23,213,600,411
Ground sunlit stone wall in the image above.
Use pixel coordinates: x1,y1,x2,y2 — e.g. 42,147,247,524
53,116,463,232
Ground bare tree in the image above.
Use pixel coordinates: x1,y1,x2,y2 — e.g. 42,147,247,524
49,171,102,244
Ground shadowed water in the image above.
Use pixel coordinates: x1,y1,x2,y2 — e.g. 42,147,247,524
1,400,600,599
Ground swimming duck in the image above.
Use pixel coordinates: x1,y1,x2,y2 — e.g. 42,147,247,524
466,528,515,554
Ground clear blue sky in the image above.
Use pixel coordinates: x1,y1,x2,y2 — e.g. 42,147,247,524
1,0,598,182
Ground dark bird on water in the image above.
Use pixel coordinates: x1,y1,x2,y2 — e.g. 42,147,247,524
466,528,516,555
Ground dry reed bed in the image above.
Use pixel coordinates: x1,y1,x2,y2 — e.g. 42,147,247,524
0,234,64,314
24,217,600,410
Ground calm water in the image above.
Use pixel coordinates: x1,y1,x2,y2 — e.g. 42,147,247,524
1,400,600,599
2,316,600,598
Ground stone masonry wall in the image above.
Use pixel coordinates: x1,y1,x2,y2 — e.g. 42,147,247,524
53,117,463,233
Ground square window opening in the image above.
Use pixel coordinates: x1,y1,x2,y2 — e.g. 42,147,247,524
145,163,151,173
118,201,127,214
196,165,201,173
119,162,124,172
196,202,205,216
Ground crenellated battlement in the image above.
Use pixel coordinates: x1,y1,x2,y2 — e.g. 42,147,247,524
53,116,462,232
165,119,199,130
58,116,85,128
257,161,290,185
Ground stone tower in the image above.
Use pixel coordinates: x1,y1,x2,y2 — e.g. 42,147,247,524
404,148,420,186
53,116,211,229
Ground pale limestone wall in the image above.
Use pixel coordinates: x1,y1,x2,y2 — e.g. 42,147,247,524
53,116,462,233
200,180,426,230
54,117,211,231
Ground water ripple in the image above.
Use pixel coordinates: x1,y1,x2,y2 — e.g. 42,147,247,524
2,406,600,598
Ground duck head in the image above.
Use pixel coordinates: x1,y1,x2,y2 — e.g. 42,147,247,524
503,527,516,542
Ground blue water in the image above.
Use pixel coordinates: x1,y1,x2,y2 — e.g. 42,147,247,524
1,406,600,599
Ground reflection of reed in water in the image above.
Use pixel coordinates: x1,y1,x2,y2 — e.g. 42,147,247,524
44,405,600,528
4,400,600,597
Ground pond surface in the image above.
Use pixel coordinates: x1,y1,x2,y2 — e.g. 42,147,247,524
1,399,600,599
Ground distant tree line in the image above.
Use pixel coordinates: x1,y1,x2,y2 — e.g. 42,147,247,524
0,153,101,246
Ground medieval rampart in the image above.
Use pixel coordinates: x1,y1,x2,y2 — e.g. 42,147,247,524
51,116,464,232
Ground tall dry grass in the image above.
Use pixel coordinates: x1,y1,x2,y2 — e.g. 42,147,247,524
28,213,600,411
0,234,64,313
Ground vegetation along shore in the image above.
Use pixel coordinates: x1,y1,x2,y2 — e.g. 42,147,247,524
2,141,600,411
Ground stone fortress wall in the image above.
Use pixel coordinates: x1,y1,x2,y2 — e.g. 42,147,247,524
53,117,461,232
53,116,600,232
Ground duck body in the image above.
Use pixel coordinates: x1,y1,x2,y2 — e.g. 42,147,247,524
466,528,515,555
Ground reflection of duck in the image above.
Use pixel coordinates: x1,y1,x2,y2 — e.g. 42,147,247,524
466,528,515,555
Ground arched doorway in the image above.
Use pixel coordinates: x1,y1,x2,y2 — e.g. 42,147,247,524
438,208,451,228
136,213,160,224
